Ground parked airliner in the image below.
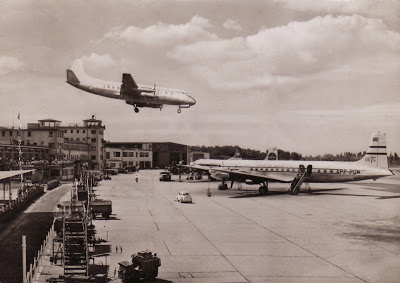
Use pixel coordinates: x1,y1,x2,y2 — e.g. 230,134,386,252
188,132,393,195
66,61,196,113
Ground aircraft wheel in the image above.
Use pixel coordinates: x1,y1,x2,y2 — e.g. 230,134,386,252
218,184,228,190
259,186,268,195
177,108,181,113
134,107,139,113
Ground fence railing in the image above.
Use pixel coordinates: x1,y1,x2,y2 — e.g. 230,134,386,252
24,221,55,283
0,186,44,222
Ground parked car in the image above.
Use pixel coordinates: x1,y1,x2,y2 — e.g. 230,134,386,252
176,191,192,203
159,171,171,181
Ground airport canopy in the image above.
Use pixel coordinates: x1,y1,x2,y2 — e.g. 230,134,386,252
0,170,36,181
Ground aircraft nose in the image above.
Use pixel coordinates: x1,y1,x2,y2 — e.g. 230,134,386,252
187,95,196,106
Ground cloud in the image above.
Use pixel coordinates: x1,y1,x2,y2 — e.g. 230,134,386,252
223,19,242,31
168,15,400,90
79,53,116,69
275,0,400,26
103,15,217,47
0,56,24,75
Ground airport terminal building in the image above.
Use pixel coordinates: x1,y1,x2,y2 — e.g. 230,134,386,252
104,142,189,169
0,117,105,177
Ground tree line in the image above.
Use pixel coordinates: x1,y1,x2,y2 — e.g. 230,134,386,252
189,145,400,166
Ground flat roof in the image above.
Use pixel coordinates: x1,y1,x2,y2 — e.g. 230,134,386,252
38,119,61,122
0,169,36,181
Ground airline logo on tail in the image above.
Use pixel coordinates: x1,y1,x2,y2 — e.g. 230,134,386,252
358,132,388,168
365,156,377,164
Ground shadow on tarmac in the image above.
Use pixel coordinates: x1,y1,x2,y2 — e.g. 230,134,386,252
145,279,173,283
229,191,287,198
228,188,400,200
93,215,121,221
310,188,400,199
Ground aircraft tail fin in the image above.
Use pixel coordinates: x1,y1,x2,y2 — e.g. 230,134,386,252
66,69,80,84
266,147,278,160
356,132,388,169
121,73,138,94
229,149,242,160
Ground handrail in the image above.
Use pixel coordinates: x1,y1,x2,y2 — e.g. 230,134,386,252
24,220,55,283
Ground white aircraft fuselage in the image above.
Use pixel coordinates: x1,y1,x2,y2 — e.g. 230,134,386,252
191,132,393,186
66,62,195,113
193,159,392,183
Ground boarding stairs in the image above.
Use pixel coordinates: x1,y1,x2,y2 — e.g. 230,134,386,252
289,172,306,195
63,204,89,276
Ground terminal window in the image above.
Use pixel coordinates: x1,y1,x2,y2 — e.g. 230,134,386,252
2,131,4,136
91,130,96,134
140,152,149,157
113,152,121,157
91,138,96,142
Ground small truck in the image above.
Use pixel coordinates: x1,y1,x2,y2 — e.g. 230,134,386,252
90,199,112,219
118,251,161,282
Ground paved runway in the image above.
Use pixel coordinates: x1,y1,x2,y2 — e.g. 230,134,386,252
86,171,400,282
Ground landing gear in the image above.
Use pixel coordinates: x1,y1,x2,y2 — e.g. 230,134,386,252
134,107,139,113
177,108,182,113
304,182,311,194
259,182,268,195
218,181,228,190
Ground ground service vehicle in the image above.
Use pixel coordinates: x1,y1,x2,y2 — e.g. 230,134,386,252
176,191,192,203
91,199,112,219
159,171,171,181
118,251,161,282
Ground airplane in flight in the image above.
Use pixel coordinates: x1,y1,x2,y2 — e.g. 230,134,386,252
188,132,394,195
66,61,196,113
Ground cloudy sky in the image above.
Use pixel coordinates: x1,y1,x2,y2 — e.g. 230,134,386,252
1,0,399,155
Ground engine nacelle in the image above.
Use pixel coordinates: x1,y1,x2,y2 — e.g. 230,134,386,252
245,179,257,185
209,170,230,181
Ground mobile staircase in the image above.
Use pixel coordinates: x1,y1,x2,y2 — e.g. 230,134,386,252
62,201,89,276
289,165,312,195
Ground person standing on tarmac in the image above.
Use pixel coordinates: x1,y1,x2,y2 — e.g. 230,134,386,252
134,172,139,183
